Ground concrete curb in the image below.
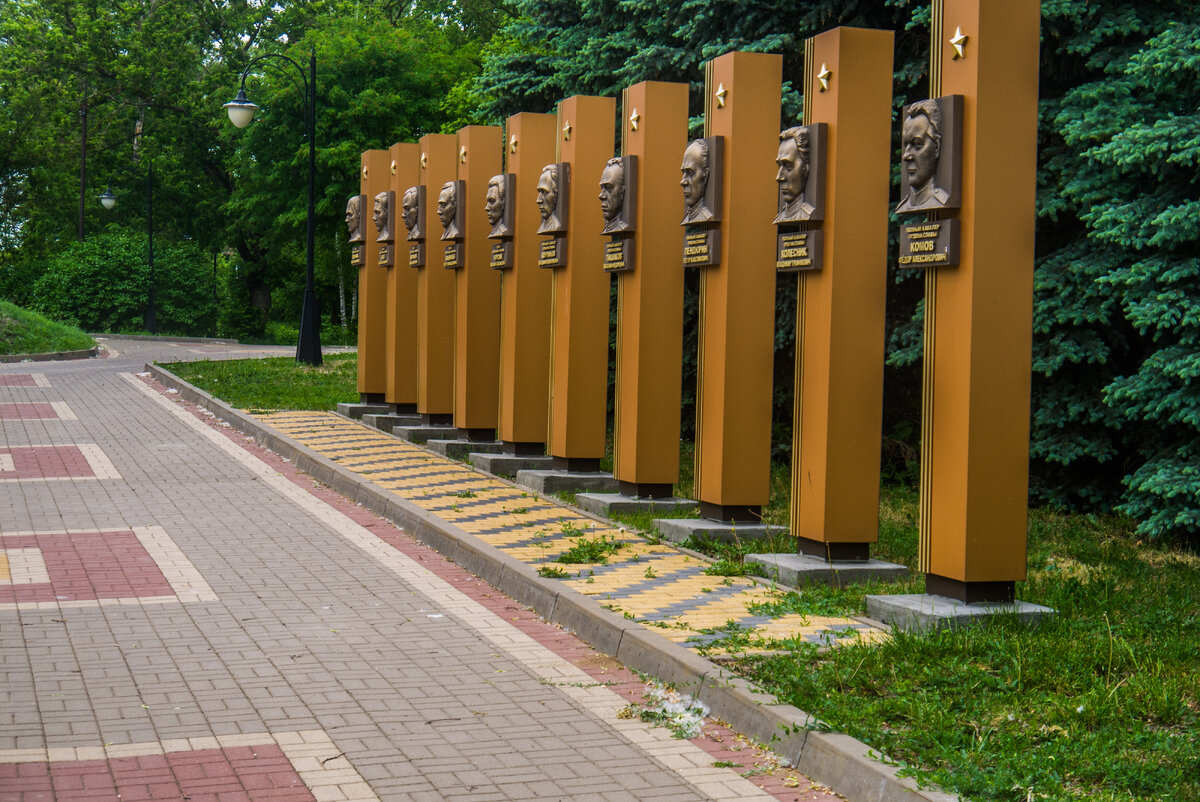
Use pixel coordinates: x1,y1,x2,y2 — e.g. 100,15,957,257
1,346,98,363
145,363,959,802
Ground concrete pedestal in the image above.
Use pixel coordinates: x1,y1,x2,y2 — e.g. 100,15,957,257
361,413,423,432
392,424,458,445
515,469,618,495
865,593,1055,633
746,553,908,588
470,453,554,476
575,493,698,518
652,518,778,547
336,402,391,420
426,439,504,460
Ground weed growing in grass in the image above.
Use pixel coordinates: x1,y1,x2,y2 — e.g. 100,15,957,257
556,533,624,564
453,490,477,499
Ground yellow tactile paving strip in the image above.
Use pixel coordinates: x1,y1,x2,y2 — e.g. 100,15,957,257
261,411,886,653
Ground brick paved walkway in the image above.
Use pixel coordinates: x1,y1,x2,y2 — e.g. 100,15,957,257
1,339,842,801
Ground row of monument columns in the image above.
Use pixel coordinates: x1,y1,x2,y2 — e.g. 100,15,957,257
344,0,1040,608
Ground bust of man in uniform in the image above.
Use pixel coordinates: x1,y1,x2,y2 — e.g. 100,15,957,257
437,181,460,240
896,99,950,213
598,158,629,234
345,195,364,242
774,126,815,224
402,187,422,240
485,175,510,238
373,191,391,241
680,139,715,224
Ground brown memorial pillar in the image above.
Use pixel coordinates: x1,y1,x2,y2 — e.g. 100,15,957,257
386,142,419,412
453,125,504,440
695,52,782,521
416,134,458,424
788,28,894,560
357,150,391,403
612,81,689,497
497,113,557,453
546,95,616,471
916,0,1040,603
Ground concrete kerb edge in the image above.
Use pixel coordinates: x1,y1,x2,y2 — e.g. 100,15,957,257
143,363,957,802
1,346,99,363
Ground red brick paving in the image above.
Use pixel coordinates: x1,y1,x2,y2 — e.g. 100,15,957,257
0,745,312,802
0,375,38,387
0,404,57,420
0,446,95,479
0,531,174,604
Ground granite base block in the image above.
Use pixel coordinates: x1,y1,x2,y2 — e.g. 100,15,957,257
653,518,780,546
575,493,699,518
361,412,423,431
866,593,1055,633
515,469,619,495
470,453,554,476
391,424,458,444
746,553,909,587
426,439,504,460
335,402,391,420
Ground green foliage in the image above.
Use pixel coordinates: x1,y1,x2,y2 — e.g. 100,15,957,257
162,352,358,411
0,300,95,355
32,232,217,335
555,530,624,564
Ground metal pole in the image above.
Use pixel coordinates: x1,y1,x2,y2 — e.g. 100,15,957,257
145,159,157,334
296,47,322,365
78,97,87,242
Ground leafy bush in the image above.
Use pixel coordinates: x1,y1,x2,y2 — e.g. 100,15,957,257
33,232,217,336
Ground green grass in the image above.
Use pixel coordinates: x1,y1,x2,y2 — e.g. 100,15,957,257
0,301,95,355
161,352,357,410
713,491,1200,801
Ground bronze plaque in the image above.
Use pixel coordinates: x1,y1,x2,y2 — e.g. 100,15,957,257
775,229,823,272
437,180,465,241
373,190,395,243
408,242,425,269
898,219,960,268
599,155,636,235
346,194,366,243
680,136,723,225
536,163,569,235
537,237,566,269
378,243,393,268
350,244,365,267
486,173,515,239
602,236,634,273
490,241,513,270
443,242,463,269
682,228,720,268
402,185,425,241
896,95,963,215
774,123,826,224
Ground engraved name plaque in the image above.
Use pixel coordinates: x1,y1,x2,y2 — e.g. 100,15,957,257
898,219,960,268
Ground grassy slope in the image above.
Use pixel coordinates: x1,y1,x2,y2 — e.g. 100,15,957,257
161,352,358,411
0,301,95,355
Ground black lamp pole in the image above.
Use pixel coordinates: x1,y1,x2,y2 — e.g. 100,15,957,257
225,48,322,366
99,158,156,334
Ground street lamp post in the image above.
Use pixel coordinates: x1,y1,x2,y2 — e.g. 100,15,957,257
99,159,156,334
224,48,322,366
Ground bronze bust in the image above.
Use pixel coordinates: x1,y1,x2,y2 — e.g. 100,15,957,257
402,186,423,240
373,191,392,242
437,181,460,241
536,164,567,234
485,174,512,238
896,99,951,214
345,195,365,242
598,157,632,235
680,139,716,224
774,126,816,223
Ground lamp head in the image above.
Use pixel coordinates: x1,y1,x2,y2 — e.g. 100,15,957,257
223,87,258,128
99,187,117,210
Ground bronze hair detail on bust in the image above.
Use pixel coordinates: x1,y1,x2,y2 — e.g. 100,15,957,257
598,156,636,235
896,95,962,214
536,163,569,235
485,174,514,239
680,137,723,225
373,191,393,242
773,123,826,224
345,195,366,242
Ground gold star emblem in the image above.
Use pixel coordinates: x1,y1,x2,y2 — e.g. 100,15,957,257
817,63,832,92
459,146,467,163
509,135,518,153
390,160,396,175
420,152,427,169
715,83,727,108
629,108,640,131
950,27,968,60
361,165,369,178
562,120,572,140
